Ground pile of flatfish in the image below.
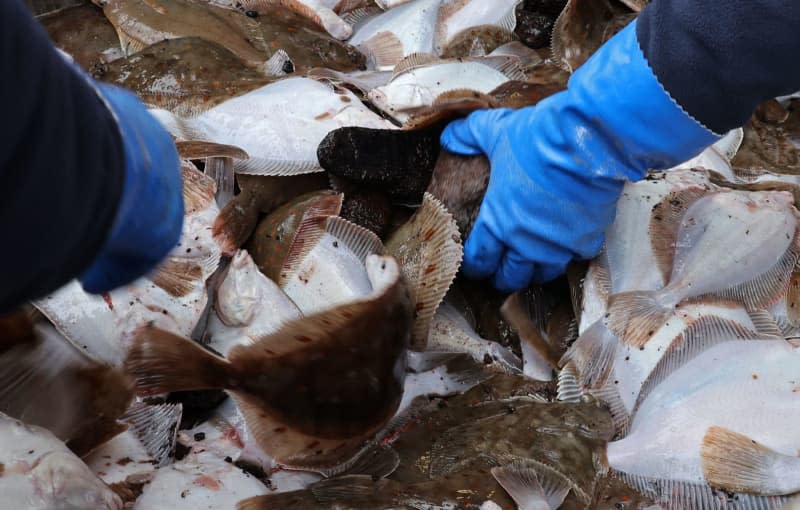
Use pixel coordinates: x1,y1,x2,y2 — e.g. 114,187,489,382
8,0,800,508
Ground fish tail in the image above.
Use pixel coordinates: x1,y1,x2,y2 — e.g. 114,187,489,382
120,402,183,467
124,325,233,396
702,426,800,495
559,319,618,390
606,291,672,348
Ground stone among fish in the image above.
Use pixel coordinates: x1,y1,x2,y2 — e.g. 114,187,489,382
348,0,443,69
513,0,566,49
435,0,520,58
0,412,122,510
607,189,800,348
608,317,800,506
34,162,222,366
368,55,524,124
38,3,122,73
152,77,397,176
125,254,413,468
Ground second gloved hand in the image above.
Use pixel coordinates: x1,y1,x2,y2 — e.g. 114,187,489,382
79,84,184,294
440,20,718,292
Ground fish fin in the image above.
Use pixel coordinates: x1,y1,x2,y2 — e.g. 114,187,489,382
113,27,147,57
271,0,352,39
385,193,462,350
322,443,399,478
361,32,405,70
747,308,784,337
175,141,249,161
606,291,672,347
212,194,261,257
120,402,182,467
311,475,383,504
702,426,800,495
632,316,767,419
559,319,618,389
236,492,308,510
492,459,571,510
325,216,386,262
180,161,217,215
340,5,381,26
436,0,469,23
124,325,233,396
277,193,344,286
149,258,205,298
501,291,560,370
443,353,493,387
556,362,583,403
264,49,293,77
588,380,629,437
235,157,323,177
406,351,461,372
496,4,519,33
392,52,443,78
648,187,711,284
613,470,788,510
467,55,527,81
592,252,613,298
205,156,235,206
715,229,800,309
786,271,800,325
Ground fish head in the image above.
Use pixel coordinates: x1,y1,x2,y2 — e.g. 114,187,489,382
366,254,401,294
215,251,261,326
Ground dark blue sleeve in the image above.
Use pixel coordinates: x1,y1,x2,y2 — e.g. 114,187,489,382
637,0,800,134
0,0,124,312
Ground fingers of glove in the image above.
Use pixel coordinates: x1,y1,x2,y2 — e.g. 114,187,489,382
462,222,504,280
532,261,569,284
493,250,538,292
80,253,160,294
440,108,512,156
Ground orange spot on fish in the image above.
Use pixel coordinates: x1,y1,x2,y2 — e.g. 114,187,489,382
752,374,759,380
273,426,287,433
306,440,320,450
424,229,435,241
222,427,244,449
314,112,332,121
425,264,437,274
415,302,425,312
193,475,221,491
295,335,313,343
102,293,114,310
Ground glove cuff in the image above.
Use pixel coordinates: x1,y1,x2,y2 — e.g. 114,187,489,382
564,20,720,181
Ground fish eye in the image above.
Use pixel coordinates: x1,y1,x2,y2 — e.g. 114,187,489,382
381,262,386,270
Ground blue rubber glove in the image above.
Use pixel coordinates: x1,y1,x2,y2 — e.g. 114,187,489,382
79,84,183,293
440,21,719,292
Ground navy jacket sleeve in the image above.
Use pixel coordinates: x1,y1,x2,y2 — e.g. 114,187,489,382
637,0,800,134
0,0,123,313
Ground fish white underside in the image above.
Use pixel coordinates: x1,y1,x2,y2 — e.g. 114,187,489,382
608,340,800,483
349,0,442,60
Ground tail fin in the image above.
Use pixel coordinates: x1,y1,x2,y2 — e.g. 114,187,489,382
606,291,672,348
124,326,233,396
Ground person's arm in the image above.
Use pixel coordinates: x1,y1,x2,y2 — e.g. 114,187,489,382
0,0,183,313
440,1,800,292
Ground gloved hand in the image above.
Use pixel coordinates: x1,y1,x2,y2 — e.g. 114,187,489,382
79,84,183,293
440,21,719,292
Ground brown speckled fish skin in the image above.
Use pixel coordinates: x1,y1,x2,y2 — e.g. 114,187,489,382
427,151,489,237
732,99,800,176
213,173,329,256
38,3,120,74
246,190,341,282
100,37,272,115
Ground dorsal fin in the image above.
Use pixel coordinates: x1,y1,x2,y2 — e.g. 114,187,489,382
631,316,773,420
324,216,386,263
276,193,344,287
392,52,443,78
361,31,405,70
466,55,527,81
385,193,462,350
175,141,249,160
341,5,382,27
180,161,216,214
